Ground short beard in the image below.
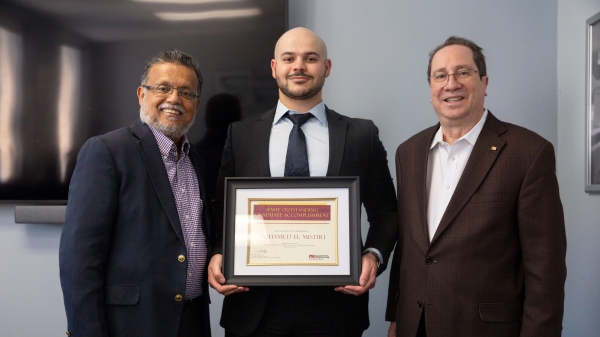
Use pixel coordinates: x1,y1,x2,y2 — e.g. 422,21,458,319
139,98,195,141
277,72,325,100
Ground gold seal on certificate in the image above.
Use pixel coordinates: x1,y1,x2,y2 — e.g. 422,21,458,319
247,199,338,266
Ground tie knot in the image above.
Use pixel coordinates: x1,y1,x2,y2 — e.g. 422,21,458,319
286,112,314,127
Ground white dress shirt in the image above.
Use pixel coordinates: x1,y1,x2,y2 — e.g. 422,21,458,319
269,100,329,177
426,109,488,242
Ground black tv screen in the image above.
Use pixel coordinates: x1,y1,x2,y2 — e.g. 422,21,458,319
0,0,287,203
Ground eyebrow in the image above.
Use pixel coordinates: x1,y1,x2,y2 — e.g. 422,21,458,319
280,51,321,58
153,81,195,90
432,64,474,73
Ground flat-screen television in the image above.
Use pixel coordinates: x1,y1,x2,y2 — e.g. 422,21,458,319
0,0,287,203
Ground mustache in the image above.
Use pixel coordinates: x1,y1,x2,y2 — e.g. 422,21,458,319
286,72,314,80
158,103,185,114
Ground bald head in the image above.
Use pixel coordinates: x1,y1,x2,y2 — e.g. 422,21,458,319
274,27,328,60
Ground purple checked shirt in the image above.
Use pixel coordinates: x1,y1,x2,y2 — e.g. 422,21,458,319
149,126,207,299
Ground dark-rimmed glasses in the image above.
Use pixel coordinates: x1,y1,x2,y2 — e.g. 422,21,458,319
141,84,199,101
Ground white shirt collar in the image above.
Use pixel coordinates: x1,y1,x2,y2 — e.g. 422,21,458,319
429,109,489,150
273,100,328,126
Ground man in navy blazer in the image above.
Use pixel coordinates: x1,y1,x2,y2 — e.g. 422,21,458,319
208,28,399,337
59,49,212,337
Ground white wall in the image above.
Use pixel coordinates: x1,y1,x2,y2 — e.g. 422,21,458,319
0,204,66,335
289,0,558,336
557,0,600,336
289,0,558,150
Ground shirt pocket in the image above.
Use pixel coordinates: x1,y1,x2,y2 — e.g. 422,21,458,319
105,284,140,305
479,302,523,322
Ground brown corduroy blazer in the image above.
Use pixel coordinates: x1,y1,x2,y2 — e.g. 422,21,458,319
386,111,567,337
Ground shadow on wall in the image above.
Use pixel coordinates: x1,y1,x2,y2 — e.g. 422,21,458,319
195,93,242,199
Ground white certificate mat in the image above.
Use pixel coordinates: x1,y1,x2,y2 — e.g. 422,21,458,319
234,188,350,276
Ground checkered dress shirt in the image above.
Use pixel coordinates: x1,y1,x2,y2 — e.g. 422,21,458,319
149,126,207,299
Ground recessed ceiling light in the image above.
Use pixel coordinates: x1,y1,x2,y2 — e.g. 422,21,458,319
132,0,245,4
155,8,260,21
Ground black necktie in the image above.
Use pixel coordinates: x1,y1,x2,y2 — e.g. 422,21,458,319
284,112,314,177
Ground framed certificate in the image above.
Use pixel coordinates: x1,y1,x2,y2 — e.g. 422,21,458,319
223,177,361,286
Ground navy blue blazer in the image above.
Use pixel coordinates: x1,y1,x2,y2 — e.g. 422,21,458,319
59,119,212,337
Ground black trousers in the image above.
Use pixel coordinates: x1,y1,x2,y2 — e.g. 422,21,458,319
178,292,211,337
225,286,363,337
226,331,362,337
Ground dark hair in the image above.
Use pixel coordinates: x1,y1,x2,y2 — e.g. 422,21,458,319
140,49,203,92
427,36,486,83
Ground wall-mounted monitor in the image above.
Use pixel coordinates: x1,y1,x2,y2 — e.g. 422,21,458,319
0,0,287,203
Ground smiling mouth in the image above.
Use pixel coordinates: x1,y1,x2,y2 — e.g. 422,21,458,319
444,97,464,102
288,76,311,83
161,108,182,115
159,104,184,115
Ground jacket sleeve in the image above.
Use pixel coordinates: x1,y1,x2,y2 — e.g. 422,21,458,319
385,145,404,321
59,137,118,337
517,141,566,337
361,120,399,274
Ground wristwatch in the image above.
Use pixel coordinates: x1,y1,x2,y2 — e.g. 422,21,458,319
365,250,381,268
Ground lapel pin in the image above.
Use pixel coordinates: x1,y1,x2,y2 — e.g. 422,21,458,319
491,146,497,151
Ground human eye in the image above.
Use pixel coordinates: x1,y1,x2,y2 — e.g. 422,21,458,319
153,85,170,94
433,73,448,82
456,70,471,78
179,89,195,99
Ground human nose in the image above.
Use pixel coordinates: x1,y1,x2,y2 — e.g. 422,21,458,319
292,58,306,72
166,87,183,101
444,73,461,89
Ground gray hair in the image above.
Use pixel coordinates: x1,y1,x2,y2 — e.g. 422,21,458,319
140,49,203,92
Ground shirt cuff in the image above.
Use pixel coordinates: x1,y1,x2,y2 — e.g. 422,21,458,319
362,248,383,268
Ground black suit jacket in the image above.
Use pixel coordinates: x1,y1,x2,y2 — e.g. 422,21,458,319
386,112,566,337
59,120,212,337
212,107,399,335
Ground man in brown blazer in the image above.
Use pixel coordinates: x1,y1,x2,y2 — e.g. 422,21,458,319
386,36,567,337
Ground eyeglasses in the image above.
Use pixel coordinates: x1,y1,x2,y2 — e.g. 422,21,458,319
141,84,199,101
430,69,481,85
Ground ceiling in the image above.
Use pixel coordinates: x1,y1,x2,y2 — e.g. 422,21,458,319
4,0,286,41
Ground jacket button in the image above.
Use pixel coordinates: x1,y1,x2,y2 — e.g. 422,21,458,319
66,332,71,336
178,254,186,262
175,294,183,301
417,300,423,308
425,257,433,265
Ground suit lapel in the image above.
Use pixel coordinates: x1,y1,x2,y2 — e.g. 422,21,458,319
253,109,276,177
131,120,185,243
325,107,347,176
415,126,439,246
430,112,507,244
